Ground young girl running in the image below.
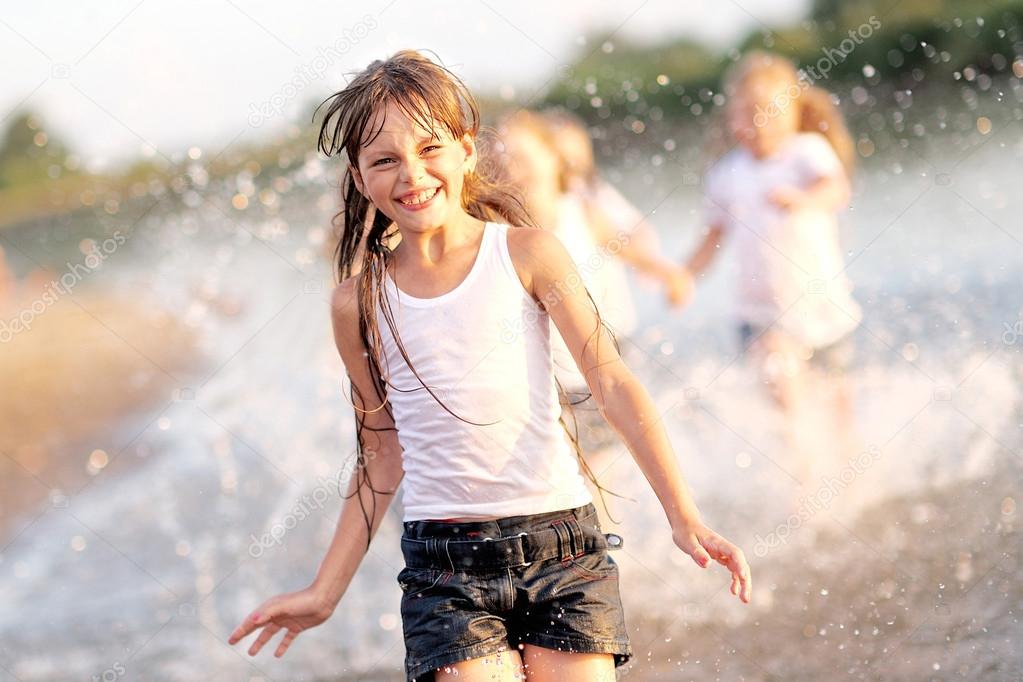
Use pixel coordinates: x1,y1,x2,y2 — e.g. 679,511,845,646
228,50,751,681
680,51,862,479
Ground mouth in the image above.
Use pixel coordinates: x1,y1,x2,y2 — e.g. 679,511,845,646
395,187,441,211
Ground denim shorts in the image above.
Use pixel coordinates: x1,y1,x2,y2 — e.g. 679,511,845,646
397,502,632,681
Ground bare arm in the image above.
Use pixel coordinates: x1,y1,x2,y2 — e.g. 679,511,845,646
583,200,694,307
769,172,850,212
584,199,679,281
683,221,725,277
508,227,751,603
805,172,851,210
585,198,695,308
228,276,405,657
311,276,406,607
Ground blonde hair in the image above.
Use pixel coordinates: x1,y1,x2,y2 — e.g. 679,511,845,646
496,108,570,192
541,108,598,187
724,50,856,176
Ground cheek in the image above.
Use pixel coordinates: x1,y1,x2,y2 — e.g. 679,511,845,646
428,153,467,191
361,171,399,209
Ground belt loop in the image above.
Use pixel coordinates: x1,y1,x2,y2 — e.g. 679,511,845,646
566,516,585,557
426,537,438,564
441,537,454,573
551,520,571,561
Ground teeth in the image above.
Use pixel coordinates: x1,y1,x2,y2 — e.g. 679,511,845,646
399,188,438,206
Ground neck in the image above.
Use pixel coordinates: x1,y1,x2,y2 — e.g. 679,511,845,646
393,212,485,265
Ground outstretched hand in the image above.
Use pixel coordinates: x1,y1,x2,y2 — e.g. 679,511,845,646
673,521,752,603
228,587,334,658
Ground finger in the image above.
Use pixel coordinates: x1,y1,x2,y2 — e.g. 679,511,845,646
690,542,712,568
740,563,753,603
274,629,299,658
229,610,267,644
248,624,281,656
724,548,752,603
697,532,729,565
677,533,712,568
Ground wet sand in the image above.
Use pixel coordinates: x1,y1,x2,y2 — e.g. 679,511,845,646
631,461,1023,681
0,289,199,544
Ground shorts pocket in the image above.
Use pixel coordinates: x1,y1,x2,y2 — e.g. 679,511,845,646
397,566,447,598
566,550,618,582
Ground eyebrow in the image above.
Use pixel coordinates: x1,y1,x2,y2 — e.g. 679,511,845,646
364,131,439,156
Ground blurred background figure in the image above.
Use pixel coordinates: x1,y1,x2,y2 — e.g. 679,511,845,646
679,51,861,485
496,109,690,462
543,108,693,305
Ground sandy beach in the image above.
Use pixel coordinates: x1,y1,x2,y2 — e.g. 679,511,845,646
0,288,200,545
629,462,1022,681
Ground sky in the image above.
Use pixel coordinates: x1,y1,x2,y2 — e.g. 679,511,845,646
0,0,807,168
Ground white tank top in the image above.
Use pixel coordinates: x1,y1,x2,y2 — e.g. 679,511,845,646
376,221,594,521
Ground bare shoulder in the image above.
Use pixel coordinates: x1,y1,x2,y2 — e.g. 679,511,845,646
505,226,575,300
505,224,563,250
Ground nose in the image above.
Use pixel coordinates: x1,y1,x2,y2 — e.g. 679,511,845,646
397,155,425,185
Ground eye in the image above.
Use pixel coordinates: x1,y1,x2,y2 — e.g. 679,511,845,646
421,145,442,154
371,157,394,167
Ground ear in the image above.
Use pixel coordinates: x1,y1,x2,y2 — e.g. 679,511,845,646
460,133,478,174
348,163,365,195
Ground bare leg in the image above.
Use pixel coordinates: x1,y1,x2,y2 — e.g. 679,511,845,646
520,644,615,681
434,648,526,681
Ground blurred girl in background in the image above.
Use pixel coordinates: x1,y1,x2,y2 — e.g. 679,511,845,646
542,109,691,305
679,50,862,483
497,109,691,455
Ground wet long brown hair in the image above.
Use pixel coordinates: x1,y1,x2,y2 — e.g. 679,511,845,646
313,50,624,547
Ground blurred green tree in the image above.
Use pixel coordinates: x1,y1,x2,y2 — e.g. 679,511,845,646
0,111,74,190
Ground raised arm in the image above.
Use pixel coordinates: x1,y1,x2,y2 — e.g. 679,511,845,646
508,226,751,603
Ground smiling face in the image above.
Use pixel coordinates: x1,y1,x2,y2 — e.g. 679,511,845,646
350,101,477,234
